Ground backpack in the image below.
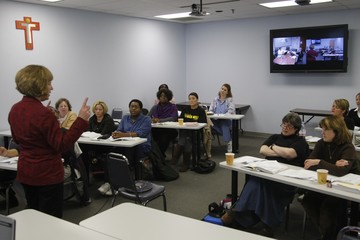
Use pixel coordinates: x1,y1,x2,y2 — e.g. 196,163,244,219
148,139,179,181
193,160,216,174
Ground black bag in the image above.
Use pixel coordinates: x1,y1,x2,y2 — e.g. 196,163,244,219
148,139,179,181
202,202,225,225
194,160,216,174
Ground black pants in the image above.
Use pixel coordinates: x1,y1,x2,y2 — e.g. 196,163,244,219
151,128,178,157
302,191,347,240
22,182,64,218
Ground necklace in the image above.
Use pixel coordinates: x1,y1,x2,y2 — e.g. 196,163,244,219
328,145,337,160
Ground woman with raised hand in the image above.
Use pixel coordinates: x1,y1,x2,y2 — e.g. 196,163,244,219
8,65,90,218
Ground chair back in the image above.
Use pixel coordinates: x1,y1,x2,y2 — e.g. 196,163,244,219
111,108,123,119
107,153,137,193
0,215,16,240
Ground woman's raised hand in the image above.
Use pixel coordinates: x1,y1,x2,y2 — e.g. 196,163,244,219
78,97,91,121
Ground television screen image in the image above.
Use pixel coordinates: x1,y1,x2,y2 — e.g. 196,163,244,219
270,24,348,73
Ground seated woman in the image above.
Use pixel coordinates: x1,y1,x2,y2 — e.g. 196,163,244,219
0,140,19,209
348,92,360,128
81,100,116,180
221,113,309,238
302,116,358,240
331,98,354,130
98,99,152,195
154,84,176,105
55,98,77,129
88,100,116,136
209,83,235,153
149,88,178,158
171,92,207,172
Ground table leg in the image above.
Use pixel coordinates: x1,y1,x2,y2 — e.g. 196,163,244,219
232,119,239,153
349,202,359,225
231,170,238,205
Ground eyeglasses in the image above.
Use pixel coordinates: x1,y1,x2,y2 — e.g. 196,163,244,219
280,123,294,130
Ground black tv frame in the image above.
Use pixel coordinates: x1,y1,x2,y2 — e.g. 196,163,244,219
270,24,348,73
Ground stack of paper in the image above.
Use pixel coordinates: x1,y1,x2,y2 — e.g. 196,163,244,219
242,160,288,174
108,137,140,142
278,169,317,180
234,156,265,164
81,131,101,139
331,173,360,194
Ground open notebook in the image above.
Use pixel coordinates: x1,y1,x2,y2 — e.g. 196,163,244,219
0,215,15,240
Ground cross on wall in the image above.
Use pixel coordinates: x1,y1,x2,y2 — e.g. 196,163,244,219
16,16,40,50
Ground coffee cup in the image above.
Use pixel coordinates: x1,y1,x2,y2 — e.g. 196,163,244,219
225,153,235,165
317,169,328,184
178,118,184,126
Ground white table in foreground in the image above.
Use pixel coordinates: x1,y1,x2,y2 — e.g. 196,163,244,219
208,114,244,153
9,209,118,240
80,202,274,240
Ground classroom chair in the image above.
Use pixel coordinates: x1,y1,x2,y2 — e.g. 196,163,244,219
106,153,167,211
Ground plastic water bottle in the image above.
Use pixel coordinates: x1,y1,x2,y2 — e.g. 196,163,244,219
299,122,306,138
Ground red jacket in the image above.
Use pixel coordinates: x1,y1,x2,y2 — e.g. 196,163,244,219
9,96,88,185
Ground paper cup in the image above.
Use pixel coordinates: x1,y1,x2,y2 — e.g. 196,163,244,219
317,169,328,184
178,118,184,126
225,153,235,165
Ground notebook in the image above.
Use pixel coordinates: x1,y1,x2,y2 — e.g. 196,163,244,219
0,215,16,240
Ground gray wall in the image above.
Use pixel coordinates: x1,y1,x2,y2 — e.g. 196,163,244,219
1,1,360,138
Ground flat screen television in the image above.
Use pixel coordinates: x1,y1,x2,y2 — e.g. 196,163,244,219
270,24,348,73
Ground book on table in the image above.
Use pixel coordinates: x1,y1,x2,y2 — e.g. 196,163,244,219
242,159,288,174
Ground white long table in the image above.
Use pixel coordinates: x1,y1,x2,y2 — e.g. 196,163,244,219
80,202,274,240
208,114,244,153
0,130,147,179
219,158,360,224
9,209,118,240
151,122,206,166
220,160,360,203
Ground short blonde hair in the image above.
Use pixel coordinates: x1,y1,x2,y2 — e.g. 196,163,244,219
92,100,108,114
15,65,53,97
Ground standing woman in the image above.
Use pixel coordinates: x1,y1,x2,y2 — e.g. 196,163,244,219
302,116,358,240
331,98,354,130
172,92,207,172
348,92,360,127
209,83,235,152
8,65,90,218
55,98,77,129
149,88,178,157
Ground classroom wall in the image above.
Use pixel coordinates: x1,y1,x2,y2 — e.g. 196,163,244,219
0,1,186,132
1,1,360,137
185,10,360,135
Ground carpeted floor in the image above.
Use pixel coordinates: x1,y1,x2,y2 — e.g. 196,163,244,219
3,132,323,239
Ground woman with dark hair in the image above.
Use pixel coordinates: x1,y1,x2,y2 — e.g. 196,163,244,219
55,98,77,129
98,99,152,196
209,83,235,153
149,88,178,157
302,115,358,240
112,99,152,158
172,92,207,172
154,83,176,104
221,113,309,237
8,65,90,218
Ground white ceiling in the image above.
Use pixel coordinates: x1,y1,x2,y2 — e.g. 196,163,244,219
12,0,360,23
